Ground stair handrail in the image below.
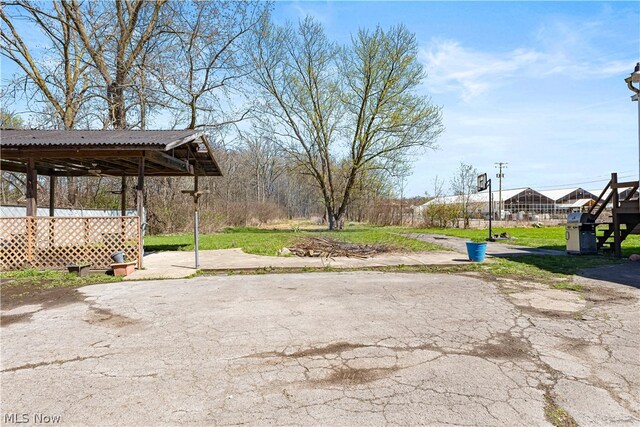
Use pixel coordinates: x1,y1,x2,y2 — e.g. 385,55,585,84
588,179,613,220
622,184,639,203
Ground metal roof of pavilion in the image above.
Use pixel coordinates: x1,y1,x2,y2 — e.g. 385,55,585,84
0,129,222,177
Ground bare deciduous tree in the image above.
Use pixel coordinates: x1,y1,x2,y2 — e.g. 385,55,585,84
155,1,269,130
1,1,92,129
62,0,166,129
241,132,286,203
450,162,478,229
1,6,436,233
253,18,443,229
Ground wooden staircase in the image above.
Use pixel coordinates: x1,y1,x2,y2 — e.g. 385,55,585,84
588,173,640,257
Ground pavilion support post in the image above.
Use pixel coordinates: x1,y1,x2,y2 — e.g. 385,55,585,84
25,157,37,265
194,175,200,269
120,175,127,249
26,157,37,217
120,176,127,216
49,175,56,217
137,155,145,268
49,175,56,247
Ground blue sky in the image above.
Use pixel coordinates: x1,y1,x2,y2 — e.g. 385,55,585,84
273,1,640,196
2,2,638,198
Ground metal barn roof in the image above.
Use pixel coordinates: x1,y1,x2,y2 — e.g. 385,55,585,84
0,129,203,148
419,187,604,208
0,129,222,177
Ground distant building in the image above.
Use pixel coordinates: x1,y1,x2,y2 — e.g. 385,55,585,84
414,186,623,220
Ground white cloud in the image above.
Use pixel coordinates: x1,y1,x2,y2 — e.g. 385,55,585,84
420,40,541,101
408,8,639,196
405,97,635,197
420,33,633,102
289,1,333,25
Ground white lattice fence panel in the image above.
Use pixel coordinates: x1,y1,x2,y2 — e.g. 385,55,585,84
1,216,140,271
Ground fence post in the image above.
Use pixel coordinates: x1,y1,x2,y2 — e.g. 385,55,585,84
83,218,90,264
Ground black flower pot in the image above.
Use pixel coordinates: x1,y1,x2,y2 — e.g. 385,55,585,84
111,251,126,263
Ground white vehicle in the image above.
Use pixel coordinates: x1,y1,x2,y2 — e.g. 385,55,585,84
499,210,511,220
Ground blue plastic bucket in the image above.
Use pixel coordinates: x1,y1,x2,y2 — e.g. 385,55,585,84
466,242,487,262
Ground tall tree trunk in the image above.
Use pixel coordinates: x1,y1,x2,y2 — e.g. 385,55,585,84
108,78,127,129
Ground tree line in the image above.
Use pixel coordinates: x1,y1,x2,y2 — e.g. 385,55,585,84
1,1,443,231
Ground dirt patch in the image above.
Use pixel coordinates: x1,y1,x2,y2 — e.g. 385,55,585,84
84,307,138,328
316,366,399,386
288,342,368,358
471,332,531,359
245,342,369,359
1,272,120,312
555,337,593,358
1,282,86,312
583,287,637,304
288,237,395,258
516,305,579,320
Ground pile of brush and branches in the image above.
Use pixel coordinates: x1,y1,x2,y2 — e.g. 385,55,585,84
288,237,393,259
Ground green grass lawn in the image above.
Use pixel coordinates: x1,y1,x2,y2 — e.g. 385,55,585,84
1,269,122,287
2,225,631,306
144,224,637,281
145,225,442,256
146,224,640,257
406,225,640,256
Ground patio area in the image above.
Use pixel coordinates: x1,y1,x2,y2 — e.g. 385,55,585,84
0,130,222,272
125,248,469,280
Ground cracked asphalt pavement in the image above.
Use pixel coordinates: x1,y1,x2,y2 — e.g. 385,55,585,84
1,271,639,426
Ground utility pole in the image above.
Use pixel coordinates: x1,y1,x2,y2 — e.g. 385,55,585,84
495,162,508,220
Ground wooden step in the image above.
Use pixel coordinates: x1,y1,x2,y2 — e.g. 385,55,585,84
599,245,613,254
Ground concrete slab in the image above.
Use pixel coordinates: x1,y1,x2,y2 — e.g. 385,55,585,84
508,288,586,313
126,248,467,280
2,272,639,425
404,233,566,257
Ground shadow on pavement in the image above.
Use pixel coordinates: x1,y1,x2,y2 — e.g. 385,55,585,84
577,263,640,289
503,255,640,289
489,246,566,257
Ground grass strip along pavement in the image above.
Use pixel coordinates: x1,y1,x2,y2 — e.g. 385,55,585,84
3,225,631,307
147,225,640,257
145,226,443,255
407,225,640,257
146,225,632,279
